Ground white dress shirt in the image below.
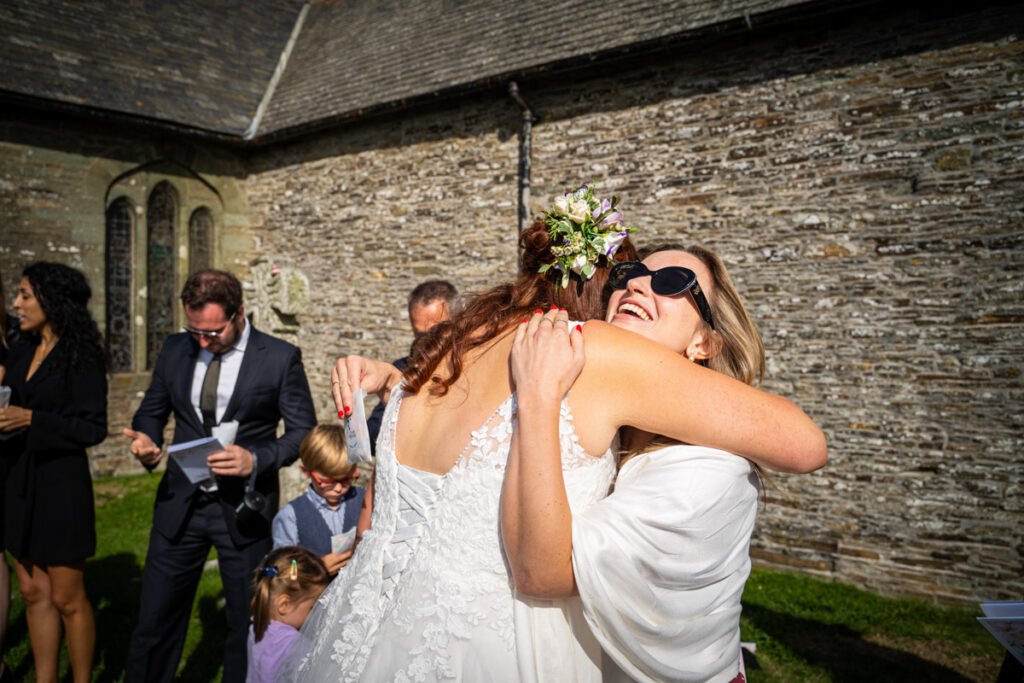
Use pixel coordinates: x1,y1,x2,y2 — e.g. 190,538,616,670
189,317,251,425
188,318,251,491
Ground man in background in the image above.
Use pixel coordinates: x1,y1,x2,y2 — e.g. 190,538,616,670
366,280,460,451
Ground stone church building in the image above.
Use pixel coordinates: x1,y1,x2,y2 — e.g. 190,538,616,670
1,0,1021,604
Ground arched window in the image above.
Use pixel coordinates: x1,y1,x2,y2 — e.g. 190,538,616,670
147,181,177,368
188,207,214,273
105,198,134,372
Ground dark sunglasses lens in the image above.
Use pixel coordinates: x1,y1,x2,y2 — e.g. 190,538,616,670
650,268,696,296
610,262,647,289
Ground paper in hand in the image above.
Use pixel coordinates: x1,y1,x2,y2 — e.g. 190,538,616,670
168,436,225,484
331,527,358,554
344,388,373,463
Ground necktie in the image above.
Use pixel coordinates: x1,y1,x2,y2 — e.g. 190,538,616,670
200,353,223,433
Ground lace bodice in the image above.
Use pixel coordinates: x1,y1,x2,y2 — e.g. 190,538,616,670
289,386,615,682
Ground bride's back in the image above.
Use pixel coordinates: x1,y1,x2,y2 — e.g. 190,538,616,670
394,331,517,474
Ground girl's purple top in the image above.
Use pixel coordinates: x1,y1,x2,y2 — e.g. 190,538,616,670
246,620,300,683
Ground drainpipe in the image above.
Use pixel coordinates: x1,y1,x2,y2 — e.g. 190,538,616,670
508,81,537,257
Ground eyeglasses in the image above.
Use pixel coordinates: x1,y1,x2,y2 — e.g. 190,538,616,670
310,471,355,487
184,320,232,339
609,261,716,330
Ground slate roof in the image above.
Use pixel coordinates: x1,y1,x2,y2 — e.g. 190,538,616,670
0,0,303,136
259,0,813,138
0,0,820,142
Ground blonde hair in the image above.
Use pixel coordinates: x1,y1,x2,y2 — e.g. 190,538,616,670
622,244,767,465
637,243,765,385
299,424,356,479
250,546,330,642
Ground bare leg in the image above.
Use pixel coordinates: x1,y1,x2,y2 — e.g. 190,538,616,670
48,564,94,683
13,559,60,683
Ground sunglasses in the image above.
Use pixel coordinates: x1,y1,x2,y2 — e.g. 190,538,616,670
609,261,716,330
184,313,236,339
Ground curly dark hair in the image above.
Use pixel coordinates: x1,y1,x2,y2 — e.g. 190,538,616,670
22,262,106,370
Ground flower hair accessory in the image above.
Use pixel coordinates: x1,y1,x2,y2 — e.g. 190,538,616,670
539,184,635,288
261,566,279,578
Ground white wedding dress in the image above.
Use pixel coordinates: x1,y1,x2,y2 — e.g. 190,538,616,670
285,385,615,682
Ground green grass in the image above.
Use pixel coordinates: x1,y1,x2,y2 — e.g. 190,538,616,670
740,568,1002,682
2,474,1005,682
3,473,225,683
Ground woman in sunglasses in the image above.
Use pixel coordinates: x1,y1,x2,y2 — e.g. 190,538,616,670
291,190,824,683
505,245,770,682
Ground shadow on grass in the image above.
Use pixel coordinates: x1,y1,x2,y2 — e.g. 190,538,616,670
176,594,227,683
87,552,143,682
743,604,972,682
2,612,30,683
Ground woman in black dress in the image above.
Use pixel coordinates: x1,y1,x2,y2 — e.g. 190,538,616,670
0,263,107,683
0,271,15,682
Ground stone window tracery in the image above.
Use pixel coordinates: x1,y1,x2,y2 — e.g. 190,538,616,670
146,181,177,369
105,198,134,372
188,207,214,273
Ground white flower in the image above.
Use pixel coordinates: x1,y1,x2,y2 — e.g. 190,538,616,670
600,230,628,256
554,194,569,213
570,252,589,273
568,198,590,223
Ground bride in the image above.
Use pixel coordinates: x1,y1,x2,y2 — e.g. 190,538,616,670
286,187,826,682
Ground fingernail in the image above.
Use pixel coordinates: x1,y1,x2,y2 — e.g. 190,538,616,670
345,406,352,415
576,324,583,332
549,305,558,311
535,308,543,314
560,308,566,312
520,318,527,323
338,409,345,418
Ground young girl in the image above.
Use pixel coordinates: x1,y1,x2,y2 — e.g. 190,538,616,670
247,547,330,683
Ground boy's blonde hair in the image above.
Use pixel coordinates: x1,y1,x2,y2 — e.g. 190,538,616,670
299,424,357,479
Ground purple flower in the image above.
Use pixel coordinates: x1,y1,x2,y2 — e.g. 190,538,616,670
600,210,622,228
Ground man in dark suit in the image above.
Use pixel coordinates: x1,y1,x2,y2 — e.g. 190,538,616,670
122,269,316,683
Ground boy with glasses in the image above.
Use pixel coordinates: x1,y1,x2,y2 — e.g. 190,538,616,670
272,425,366,575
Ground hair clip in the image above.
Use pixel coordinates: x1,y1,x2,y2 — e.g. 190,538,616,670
289,559,298,581
261,566,279,578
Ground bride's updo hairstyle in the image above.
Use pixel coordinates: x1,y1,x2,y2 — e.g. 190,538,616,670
404,218,637,397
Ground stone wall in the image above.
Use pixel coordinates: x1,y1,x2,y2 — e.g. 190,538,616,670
532,3,1023,603
245,97,523,420
245,2,1023,603
0,113,257,471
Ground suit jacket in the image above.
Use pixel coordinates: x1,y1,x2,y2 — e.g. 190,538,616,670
132,327,316,546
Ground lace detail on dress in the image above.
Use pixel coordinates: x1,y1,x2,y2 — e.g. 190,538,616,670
290,386,615,683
